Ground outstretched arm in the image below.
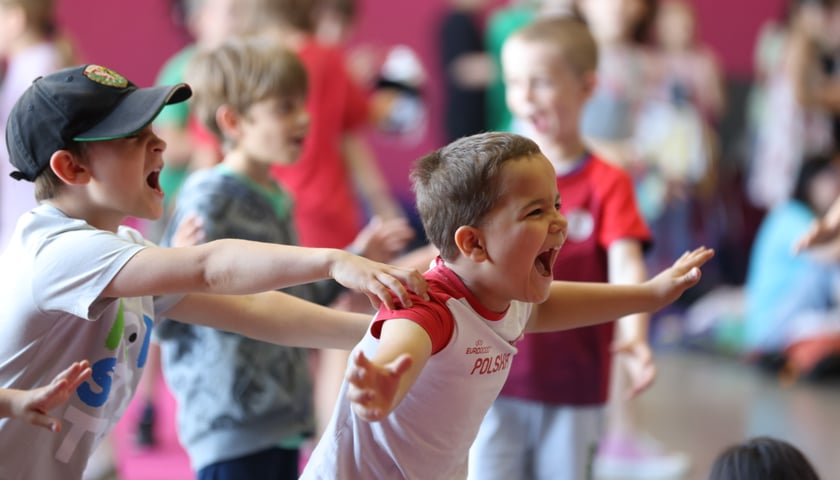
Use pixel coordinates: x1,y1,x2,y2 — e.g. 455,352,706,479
345,319,431,421
105,241,428,310
0,361,92,432
795,195,840,255
529,247,714,333
164,291,374,350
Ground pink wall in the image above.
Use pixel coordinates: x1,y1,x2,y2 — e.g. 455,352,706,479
54,0,780,200
56,0,188,88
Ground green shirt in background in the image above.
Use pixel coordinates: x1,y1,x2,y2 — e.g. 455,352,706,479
485,6,535,133
154,45,197,203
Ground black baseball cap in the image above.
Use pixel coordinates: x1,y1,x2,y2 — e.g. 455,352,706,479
5,64,192,182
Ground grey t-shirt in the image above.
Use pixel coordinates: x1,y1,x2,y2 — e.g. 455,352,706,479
156,165,331,471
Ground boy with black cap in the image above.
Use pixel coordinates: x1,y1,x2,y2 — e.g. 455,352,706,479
0,64,427,480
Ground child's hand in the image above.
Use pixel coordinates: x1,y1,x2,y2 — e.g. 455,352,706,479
330,252,428,310
171,214,205,248
346,350,413,422
612,340,656,399
794,219,838,254
349,216,416,263
647,246,714,305
9,360,92,432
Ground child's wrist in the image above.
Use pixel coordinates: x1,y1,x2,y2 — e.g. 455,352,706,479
326,248,350,279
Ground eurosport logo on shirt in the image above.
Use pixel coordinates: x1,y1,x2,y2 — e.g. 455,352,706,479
466,340,511,376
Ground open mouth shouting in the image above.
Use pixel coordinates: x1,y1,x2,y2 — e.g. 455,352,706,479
146,168,163,194
535,247,560,277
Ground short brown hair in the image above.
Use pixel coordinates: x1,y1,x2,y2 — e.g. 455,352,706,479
411,132,542,261
509,17,599,76
185,37,308,145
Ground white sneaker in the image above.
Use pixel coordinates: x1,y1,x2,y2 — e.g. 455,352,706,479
594,434,691,480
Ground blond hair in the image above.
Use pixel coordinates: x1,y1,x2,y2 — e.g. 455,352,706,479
509,17,598,76
185,37,308,145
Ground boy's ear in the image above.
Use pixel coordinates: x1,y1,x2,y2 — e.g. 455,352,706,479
454,225,488,262
49,150,91,185
215,104,242,141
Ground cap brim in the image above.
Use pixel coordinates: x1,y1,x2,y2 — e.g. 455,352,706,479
73,83,192,142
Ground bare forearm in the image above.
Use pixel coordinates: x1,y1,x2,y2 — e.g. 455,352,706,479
609,242,651,343
824,196,840,229
529,282,661,333
616,312,650,344
166,292,371,350
0,391,15,419
196,240,346,294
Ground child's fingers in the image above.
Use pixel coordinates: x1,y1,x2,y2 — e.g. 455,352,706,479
365,293,383,311
679,247,714,270
52,361,84,383
348,350,380,385
368,281,396,310
25,411,60,432
375,274,412,309
678,267,701,287
65,366,93,391
351,402,384,422
395,268,429,302
346,383,373,404
54,361,92,390
626,371,656,400
30,380,69,409
386,354,413,377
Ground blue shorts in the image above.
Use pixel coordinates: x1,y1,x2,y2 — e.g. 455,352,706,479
197,447,299,480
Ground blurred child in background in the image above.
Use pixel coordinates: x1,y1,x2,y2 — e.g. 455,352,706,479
633,0,724,272
468,17,686,480
156,37,415,479
577,0,660,168
0,0,75,251
745,153,840,382
484,0,576,134
747,0,840,210
248,0,415,437
437,0,494,142
135,0,262,448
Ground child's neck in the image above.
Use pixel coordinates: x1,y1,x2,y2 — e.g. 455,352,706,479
222,151,275,189
444,259,512,313
44,197,125,233
536,137,587,175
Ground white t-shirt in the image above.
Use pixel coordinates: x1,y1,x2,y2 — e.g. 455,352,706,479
0,204,182,480
301,261,531,479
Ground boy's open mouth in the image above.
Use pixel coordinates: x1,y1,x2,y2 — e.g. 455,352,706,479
147,170,162,192
535,248,557,277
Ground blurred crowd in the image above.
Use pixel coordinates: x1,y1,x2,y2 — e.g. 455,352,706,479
2,0,839,479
